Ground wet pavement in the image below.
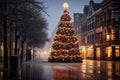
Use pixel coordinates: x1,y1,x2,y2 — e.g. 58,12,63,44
0,60,120,80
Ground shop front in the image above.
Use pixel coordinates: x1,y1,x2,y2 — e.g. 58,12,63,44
86,45,94,60
96,47,101,60
105,45,120,61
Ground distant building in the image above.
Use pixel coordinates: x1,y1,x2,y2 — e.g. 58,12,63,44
73,13,84,35
85,0,101,60
79,15,87,59
83,5,89,16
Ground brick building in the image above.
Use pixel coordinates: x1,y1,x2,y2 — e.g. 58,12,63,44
101,0,120,60
74,0,120,61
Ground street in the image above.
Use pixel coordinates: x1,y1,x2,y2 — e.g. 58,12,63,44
0,59,120,80
0,0,120,80
21,59,120,80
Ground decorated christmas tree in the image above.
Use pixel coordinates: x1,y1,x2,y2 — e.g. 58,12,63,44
48,2,82,62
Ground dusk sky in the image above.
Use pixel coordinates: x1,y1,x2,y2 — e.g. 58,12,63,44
41,0,102,37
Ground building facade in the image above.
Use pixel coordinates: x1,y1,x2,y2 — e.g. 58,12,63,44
73,13,84,35
94,8,103,60
101,0,120,60
77,0,120,61
85,0,101,60
79,5,89,59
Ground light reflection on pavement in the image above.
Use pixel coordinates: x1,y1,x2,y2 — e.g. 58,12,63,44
21,60,120,80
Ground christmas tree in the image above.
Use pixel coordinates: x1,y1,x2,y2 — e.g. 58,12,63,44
48,2,82,62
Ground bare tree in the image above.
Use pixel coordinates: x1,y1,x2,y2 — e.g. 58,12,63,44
0,0,49,68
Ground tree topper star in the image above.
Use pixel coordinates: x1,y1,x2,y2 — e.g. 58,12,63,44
63,2,69,10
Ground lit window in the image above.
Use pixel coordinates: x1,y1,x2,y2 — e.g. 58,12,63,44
115,46,119,49
111,30,115,40
115,50,120,57
106,46,112,58
106,34,110,41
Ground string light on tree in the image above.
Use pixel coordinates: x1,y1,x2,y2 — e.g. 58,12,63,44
48,2,82,62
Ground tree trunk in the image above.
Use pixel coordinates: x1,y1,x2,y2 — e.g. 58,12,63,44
3,0,8,69
33,46,35,60
20,40,24,63
14,22,18,55
9,29,12,56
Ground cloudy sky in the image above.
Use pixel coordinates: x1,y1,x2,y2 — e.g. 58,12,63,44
41,0,102,37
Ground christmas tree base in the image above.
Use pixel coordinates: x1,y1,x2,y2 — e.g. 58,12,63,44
48,58,82,62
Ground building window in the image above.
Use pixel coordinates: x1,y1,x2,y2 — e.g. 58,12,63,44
106,34,110,41
92,34,94,42
87,36,89,43
108,12,111,21
119,29,120,39
106,46,112,58
96,48,100,58
92,22,94,29
115,29,119,40
0,42,4,57
112,10,119,22
88,25,90,31
111,29,115,40
85,37,87,44
114,10,119,22
115,46,120,57
115,50,119,57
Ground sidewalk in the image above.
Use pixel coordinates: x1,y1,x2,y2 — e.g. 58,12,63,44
0,61,21,80
0,61,3,80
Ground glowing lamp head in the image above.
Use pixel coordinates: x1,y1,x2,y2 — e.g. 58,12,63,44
63,2,69,10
